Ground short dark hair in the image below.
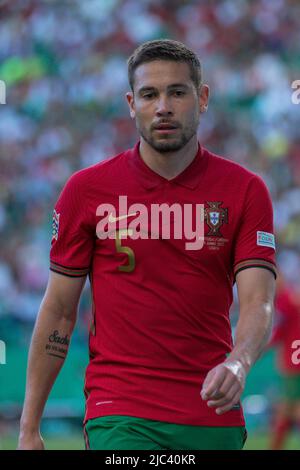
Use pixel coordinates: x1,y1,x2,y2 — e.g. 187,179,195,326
127,39,202,92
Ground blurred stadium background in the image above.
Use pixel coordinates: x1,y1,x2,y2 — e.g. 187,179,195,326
0,0,300,450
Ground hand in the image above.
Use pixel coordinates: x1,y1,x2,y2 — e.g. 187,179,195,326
200,360,246,415
17,431,45,450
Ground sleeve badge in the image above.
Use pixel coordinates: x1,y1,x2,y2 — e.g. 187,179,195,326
52,209,60,241
257,231,275,250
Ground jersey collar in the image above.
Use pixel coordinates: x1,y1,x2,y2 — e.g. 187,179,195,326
128,141,207,190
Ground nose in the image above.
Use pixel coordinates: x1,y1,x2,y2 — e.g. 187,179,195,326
155,95,173,117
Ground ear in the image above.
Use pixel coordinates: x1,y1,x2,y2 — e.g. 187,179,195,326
126,92,136,119
198,84,210,113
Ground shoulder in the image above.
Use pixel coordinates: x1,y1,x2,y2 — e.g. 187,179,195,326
62,149,130,193
204,148,257,180
71,149,129,183
203,147,270,192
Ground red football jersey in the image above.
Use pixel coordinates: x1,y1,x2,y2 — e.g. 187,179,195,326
269,287,300,374
50,142,276,426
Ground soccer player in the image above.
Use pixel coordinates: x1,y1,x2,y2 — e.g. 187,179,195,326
268,273,300,450
18,39,276,450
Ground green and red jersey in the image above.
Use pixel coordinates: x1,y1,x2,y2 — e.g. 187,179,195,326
50,142,276,426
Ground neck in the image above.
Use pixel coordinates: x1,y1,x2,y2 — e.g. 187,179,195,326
139,136,199,180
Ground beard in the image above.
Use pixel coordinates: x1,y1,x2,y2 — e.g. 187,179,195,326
137,120,198,153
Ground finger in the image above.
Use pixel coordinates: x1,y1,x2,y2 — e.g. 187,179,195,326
207,371,239,401
215,391,242,415
202,365,236,400
201,368,227,400
207,382,241,408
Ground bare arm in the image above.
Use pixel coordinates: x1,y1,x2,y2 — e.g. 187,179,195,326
201,267,275,414
18,271,87,449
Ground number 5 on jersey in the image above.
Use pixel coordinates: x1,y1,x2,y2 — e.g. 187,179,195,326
115,229,135,272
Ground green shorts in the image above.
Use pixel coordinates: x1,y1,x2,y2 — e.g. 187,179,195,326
84,415,247,450
282,374,300,402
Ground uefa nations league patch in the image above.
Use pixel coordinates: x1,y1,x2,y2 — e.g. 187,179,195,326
52,209,60,241
257,231,275,250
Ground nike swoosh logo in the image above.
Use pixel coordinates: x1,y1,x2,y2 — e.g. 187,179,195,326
108,212,137,223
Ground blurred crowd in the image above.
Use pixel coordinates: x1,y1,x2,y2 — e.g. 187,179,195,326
0,0,300,334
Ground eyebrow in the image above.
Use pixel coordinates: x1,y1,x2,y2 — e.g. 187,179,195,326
138,84,189,94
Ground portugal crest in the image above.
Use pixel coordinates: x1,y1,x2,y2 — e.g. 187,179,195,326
205,202,228,237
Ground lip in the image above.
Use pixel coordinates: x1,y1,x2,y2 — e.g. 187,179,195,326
153,123,179,134
155,128,178,134
154,123,178,128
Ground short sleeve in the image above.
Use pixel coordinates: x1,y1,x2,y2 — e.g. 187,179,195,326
50,173,95,277
233,175,277,280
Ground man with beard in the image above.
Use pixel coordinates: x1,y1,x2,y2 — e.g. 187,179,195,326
18,39,276,450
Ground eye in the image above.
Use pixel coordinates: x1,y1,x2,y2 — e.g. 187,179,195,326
142,93,155,99
173,90,185,97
